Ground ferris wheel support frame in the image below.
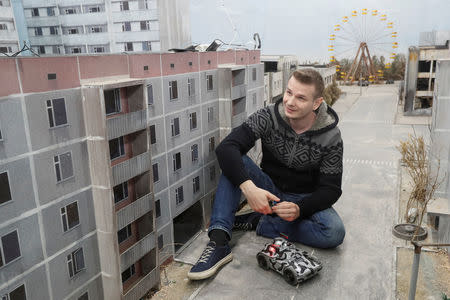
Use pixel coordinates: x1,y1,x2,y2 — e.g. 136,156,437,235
344,42,379,84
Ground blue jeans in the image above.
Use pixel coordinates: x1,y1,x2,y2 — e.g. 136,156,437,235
209,156,345,249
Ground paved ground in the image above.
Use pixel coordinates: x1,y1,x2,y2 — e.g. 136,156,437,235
174,83,433,300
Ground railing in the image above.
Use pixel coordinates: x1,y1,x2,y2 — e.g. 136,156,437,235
117,193,153,229
120,231,156,270
231,84,247,100
111,151,151,186
107,109,147,140
123,267,159,300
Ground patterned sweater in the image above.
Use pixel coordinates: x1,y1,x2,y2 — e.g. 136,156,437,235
215,98,343,219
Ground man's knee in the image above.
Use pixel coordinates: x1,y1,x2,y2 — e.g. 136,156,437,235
324,222,345,248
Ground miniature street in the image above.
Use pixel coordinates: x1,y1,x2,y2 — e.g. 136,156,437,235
173,83,433,299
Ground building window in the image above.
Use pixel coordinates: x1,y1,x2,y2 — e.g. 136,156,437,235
91,27,102,33
31,8,39,17
54,152,74,183
67,248,85,278
122,22,131,32
3,284,26,300
50,26,58,35
209,137,215,153
191,144,198,162
193,176,200,193
113,182,128,204
253,93,257,105
142,41,151,51
175,186,183,205
0,24,7,30
173,152,181,171
0,230,21,267
47,98,68,128
171,117,180,137
65,8,76,14
78,292,89,300
209,165,216,181
206,74,213,91
37,46,45,54
124,42,133,51
189,112,197,130
170,63,174,69
140,21,150,30
89,6,100,13
155,199,161,218
68,28,78,35
207,107,214,122
158,234,163,250
52,45,61,54
71,47,82,54
34,27,42,36
61,201,80,232
149,125,156,144
93,47,104,53
104,89,121,115
0,46,12,53
252,68,257,81
121,264,135,283
117,224,132,244
169,80,178,100
188,78,195,96
147,84,153,105
120,1,129,11
109,137,125,160
152,163,159,182
0,128,2,140
0,172,12,205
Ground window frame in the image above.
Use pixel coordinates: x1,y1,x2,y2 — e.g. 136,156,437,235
54,151,74,183
140,20,150,31
191,144,198,163
168,80,178,100
147,84,154,106
193,176,200,193
109,136,126,161
206,74,213,91
0,229,21,268
155,199,161,218
189,112,197,130
209,137,215,153
31,8,39,17
104,89,121,115
0,171,12,206
171,117,180,137
121,264,136,283
60,200,80,233
175,186,184,205
2,283,27,300
113,182,128,204
207,107,214,122
122,21,131,32
117,224,132,244
152,163,159,183
209,165,216,181
173,152,181,172
149,124,156,144
78,291,89,300
67,247,85,278
187,78,195,96
158,234,163,250
120,1,129,11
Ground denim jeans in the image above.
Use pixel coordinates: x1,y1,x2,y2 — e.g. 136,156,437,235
209,155,345,249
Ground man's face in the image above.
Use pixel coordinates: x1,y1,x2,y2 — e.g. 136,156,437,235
282,76,323,121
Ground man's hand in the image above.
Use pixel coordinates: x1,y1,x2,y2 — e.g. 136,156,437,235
272,201,300,221
240,180,280,215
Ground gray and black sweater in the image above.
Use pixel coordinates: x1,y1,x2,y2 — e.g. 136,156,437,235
215,98,343,219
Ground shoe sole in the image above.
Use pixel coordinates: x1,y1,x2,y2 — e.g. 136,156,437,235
187,253,233,280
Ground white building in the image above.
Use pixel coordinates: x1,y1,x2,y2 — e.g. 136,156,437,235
7,0,191,55
0,0,20,55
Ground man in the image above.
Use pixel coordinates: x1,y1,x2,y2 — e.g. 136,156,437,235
187,68,345,280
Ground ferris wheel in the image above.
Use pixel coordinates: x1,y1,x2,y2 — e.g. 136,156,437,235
328,9,398,83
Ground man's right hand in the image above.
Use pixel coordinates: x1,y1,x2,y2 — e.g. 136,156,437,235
239,180,280,215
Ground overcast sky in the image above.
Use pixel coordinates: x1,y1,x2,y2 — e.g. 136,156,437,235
190,0,450,63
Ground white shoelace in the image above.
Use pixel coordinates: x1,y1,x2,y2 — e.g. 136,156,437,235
197,245,214,263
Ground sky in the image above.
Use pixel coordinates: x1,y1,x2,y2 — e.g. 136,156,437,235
190,0,450,64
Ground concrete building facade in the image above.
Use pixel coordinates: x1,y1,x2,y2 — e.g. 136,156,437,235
0,0,20,54
4,0,190,56
0,49,263,299
404,31,450,115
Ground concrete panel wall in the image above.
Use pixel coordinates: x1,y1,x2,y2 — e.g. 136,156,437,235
0,265,50,300
154,189,170,230
24,88,86,151
33,141,91,205
47,234,101,300
200,71,218,102
151,154,168,195
157,222,173,264
67,275,104,300
0,97,28,159
41,189,96,257
0,215,44,283
146,77,164,119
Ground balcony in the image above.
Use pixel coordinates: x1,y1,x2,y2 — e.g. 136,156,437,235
123,267,159,300
416,90,433,97
120,231,155,270
112,151,151,186
107,109,147,140
231,84,247,100
117,192,153,229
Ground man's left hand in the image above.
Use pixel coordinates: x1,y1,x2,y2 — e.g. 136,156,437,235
272,202,300,221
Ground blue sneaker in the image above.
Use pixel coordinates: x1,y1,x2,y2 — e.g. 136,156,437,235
187,241,233,280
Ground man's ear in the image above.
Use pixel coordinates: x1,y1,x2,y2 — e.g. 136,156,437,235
313,97,324,111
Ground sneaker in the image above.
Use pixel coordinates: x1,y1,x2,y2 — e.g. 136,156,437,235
233,212,262,231
187,241,233,280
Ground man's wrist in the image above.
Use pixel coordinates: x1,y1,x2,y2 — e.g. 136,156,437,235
239,180,255,195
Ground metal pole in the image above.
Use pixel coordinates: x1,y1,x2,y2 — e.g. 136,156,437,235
408,244,422,300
